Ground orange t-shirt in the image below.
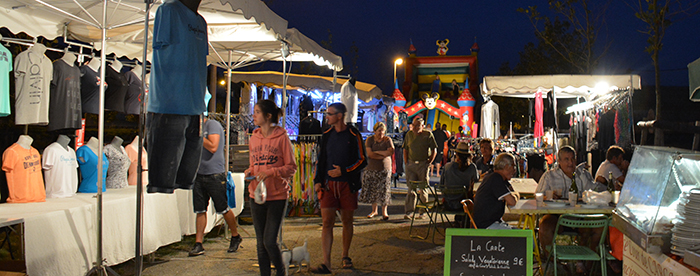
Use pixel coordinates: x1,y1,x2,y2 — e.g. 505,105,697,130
2,143,46,203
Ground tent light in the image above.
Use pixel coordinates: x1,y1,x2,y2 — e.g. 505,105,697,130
593,82,609,96
566,101,594,114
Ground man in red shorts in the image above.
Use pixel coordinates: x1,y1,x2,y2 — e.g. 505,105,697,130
312,103,367,274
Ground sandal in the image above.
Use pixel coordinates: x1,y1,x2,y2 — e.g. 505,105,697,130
342,257,353,269
382,216,389,221
367,213,377,218
310,264,331,274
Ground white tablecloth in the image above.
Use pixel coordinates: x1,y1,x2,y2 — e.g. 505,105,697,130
0,186,188,276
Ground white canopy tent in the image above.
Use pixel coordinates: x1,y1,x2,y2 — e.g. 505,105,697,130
226,71,381,102
1,1,342,275
689,57,700,101
480,74,641,154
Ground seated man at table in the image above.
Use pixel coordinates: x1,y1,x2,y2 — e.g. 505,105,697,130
472,153,519,229
535,146,606,272
595,145,626,190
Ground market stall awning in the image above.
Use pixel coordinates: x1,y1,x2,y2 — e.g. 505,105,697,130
481,74,642,99
227,71,382,102
689,57,700,102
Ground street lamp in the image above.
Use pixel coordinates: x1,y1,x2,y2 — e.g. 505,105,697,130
394,58,403,84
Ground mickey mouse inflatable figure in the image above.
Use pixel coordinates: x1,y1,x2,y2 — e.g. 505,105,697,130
422,92,440,109
436,39,449,56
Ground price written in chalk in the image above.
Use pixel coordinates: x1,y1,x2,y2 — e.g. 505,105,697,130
445,229,532,276
456,240,525,269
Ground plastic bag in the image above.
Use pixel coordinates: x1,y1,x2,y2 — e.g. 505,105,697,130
254,179,267,204
582,190,613,205
226,171,236,208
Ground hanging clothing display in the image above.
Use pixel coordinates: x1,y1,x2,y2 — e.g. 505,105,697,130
340,81,358,124
14,44,52,125
2,143,45,203
289,138,319,216
48,59,82,131
479,100,500,139
42,142,79,198
534,91,544,138
597,109,616,151
104,144,130,189
76,146,109,193
80,65,103,114
126,139,148,186
104,65,128,113
124,70,143,115
0,44,12,117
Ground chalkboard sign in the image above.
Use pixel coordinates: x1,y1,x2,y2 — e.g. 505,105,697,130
444,229,532,276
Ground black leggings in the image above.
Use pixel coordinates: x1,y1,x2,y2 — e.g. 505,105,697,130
250,199,287,276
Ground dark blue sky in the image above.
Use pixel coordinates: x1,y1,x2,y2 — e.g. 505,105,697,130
266,0,700,93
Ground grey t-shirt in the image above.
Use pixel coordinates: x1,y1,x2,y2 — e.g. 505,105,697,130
199,119,225,175
49,59,82,131
104,144,131,189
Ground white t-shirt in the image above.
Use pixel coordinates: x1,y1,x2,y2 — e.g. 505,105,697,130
14,45,52,125
480,100,500,139
42,142,79,198
340,81,358,124
595,160,623,181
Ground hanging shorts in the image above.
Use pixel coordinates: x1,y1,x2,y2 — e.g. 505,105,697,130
146,112,203,193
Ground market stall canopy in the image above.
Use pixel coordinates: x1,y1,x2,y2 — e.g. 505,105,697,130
228,71,382,102
0,0,288,60
689,57,700,102
481,74,641,99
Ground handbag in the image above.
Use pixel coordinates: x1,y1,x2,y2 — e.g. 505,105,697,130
254,179,267,204
226,171,236,208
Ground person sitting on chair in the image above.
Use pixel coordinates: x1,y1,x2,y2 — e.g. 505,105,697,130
472,153,519,229
439,142,478,227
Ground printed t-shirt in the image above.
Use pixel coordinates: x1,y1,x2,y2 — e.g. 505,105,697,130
472,172,511,228
126,141,148,186
199,119,225,175
76,146,109,193
14,46,52,125
104,144,130,189
80,65,102,114
0,44,12,117
402,130,438,162
124,70,143,114
104,65,128,113
2,143,45,203
148,0,208,115
42,142,79,198
49,59,82,131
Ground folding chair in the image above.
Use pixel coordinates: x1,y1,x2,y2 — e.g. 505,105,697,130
407,180,439,240
460,199,478,229
549,214,610,276
434,185,469,230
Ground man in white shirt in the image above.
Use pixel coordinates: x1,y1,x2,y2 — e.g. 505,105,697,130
595,146,625,190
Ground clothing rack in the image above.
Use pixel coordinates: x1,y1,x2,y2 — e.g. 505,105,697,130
289,138,320,216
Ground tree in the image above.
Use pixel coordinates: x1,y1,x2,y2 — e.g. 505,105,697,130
517,0,612,74
625,0,700,145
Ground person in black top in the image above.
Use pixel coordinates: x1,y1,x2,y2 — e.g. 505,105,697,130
312,103,367,274
472,153,519,229
474,138,495,179
431,124,448,177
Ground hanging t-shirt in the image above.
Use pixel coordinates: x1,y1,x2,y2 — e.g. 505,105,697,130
534,91,544,138
124,70,143,115
479,100,500,139
76,146,108,193
340,81,358,124
2,143,45,203
0,44,12,117
104,65,128,113
79,65,103,114
104,144,130,189
148,0,208,115
126,140,148,186
14,45,52,125
49,59,82,131
199,119,225,175
42,142,79,198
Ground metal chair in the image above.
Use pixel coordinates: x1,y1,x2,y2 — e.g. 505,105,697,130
460,199,478,229
549,214,610,276
407,180,439,240
434,185,469,230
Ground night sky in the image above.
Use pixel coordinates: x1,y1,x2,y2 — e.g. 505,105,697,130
266,0,700,93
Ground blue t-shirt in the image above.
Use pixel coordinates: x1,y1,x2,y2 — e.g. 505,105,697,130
0,44,12,117
76,146,109,193
147,0,208,115
199,119,225,175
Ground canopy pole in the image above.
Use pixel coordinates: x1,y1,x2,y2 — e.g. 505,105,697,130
282,53,287,128
134,1,152,275
552,88,559,158
225,50,232,171
629,75,636,145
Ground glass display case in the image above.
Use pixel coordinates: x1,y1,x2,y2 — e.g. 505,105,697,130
612,146,700,253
